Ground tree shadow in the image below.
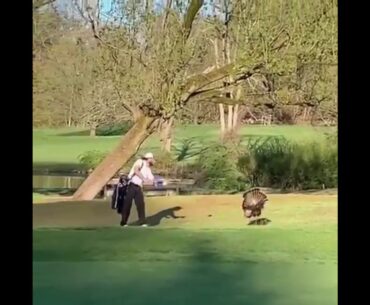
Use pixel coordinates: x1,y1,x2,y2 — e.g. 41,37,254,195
140,239,278,305
33,236,277,305
130,206,185,226
57,130,90,136
248,218,272,226
33,230,336,305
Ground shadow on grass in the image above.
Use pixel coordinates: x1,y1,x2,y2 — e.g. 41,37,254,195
33,235,277,305
33,225,337,305
137,240,277,305
248,218,272,226
57,130,90,136
34,202,186,228
131,206,185,226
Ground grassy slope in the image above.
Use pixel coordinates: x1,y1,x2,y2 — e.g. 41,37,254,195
33,125,333,171
33,194,337,305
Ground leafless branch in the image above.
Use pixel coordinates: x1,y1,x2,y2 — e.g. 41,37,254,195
72,0,148,68
182,62,264,103
113,84,137,115
33,0,56,10
162,0,173,30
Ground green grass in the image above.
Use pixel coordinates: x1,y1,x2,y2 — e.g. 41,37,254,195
33,192,64,203
33,194,337,305
33,124,334,172
33,193,50,202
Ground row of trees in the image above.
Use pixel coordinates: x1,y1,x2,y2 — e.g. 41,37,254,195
33,0,337,199
34,1,337,129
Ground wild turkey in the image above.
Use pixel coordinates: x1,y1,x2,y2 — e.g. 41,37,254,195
242,188,268,219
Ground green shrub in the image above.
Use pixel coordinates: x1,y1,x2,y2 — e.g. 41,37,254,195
78,150,107,170
195,144,245,191
154,151,178,175
237,137,337,190
77,135,337,191
174,138,207,162
324,130,337,144
96,122,133,136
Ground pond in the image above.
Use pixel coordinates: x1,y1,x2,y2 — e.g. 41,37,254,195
33,174,85,190
32,174,171,192
32,174,166,190
33,174,200,197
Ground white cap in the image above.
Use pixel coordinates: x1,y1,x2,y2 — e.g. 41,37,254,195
144,152,154,159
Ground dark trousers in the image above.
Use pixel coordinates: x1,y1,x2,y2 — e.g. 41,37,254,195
121,183,146,225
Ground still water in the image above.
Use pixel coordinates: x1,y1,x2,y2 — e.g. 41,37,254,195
33,175,85,189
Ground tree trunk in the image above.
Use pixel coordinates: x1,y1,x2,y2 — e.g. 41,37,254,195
160,117,174,152
212,37,226,137
224,12,234,135
193,111,199,124
232,104,239,129
219,103,225,136
164,137,172,152
227,105,233,131
68,100,73,127
193,103,199,124
73,116,156,200
232,87,242,129
89,125,97,137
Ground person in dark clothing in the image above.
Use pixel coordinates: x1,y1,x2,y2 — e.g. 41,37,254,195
120,152,155,227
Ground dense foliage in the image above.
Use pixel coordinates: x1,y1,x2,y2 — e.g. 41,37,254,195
79,134,337,191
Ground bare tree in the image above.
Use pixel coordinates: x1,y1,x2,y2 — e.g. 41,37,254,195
33,0,335,199
72,0,266,200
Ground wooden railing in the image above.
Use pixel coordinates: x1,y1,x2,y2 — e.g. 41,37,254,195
103,178,196,198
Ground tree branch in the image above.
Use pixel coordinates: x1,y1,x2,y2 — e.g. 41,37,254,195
113,84,138,116
183,0,204,41
72,0,147,68
162,0,173,30
33,0,55,10
181,62,264,103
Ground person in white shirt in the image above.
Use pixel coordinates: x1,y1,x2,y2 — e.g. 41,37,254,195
120,152,155,227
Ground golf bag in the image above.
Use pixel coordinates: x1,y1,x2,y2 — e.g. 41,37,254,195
111,175,129,214
111,161,144,214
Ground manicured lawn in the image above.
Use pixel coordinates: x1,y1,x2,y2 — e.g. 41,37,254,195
33,194,337,305
33,124,334,171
